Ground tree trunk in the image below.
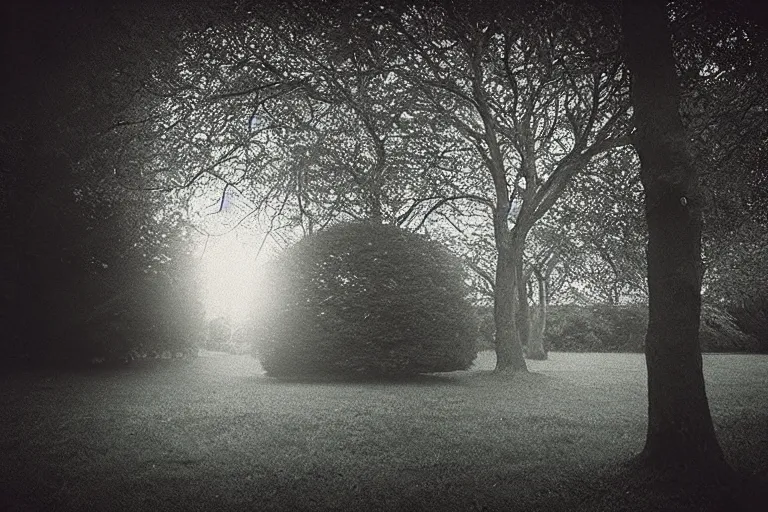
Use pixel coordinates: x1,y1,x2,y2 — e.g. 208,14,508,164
513,247,531,356
527,272,548,360
494,250,527,372
368,185,383,223
367,158,385,223
622,0,728,473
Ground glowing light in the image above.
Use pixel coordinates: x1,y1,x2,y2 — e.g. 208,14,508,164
199,234,259,325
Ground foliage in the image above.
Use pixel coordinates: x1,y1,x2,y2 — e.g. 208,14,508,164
673,0,768,309
6,0,764,372
96,1,633,371
52,213,204,364
544,303,758,354
228,325,256,355
544,304,646,353
207,318,254,354
0,2,208,367
545,148,647,305
730,289,768,354
699,303,760,353
84,272,204,363
0,123,204,365
253,221,478,377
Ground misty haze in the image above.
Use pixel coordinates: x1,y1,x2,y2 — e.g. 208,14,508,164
1,1,766,511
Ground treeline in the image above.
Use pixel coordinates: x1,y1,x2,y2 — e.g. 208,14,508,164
0,2,204,368
474,299,767,354
2,0,765,371
0,129,204,367
544,302,765,354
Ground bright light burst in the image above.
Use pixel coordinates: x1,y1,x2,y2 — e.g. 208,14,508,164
198,233,260,325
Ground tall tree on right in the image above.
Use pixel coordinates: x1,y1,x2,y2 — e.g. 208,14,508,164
621,0,728,473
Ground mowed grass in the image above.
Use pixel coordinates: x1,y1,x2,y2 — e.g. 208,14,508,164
1,351,766,511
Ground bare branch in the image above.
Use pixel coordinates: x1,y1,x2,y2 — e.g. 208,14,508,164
413,194,493,231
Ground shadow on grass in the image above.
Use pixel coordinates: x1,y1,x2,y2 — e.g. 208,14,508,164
252,371,473,387
249,368,555,391
549,459,768,512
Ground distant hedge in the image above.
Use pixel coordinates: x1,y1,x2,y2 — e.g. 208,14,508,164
252,221,478,378
543,304,646,353
544,303,760,353
730,289,768,353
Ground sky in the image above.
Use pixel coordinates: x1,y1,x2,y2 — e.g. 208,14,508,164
198,231,259,324
192,185,282,325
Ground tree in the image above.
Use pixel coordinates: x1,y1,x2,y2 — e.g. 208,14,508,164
104,2,466,238
0,1,207,365
524,243,561,359
673,0,768,311
546,148,647,305
389,2,631,371
98,2,636,373
76,0,764,376
621,0,728,473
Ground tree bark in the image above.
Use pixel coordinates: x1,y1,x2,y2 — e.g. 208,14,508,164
526,270,548,360
513,244,531,355
494,247,527,372
368,167,384,223
622,0,728,472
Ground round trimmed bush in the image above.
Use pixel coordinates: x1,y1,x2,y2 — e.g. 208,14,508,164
253,221,478,378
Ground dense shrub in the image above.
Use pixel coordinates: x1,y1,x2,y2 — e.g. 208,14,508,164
730,290,768,353
700,303,760,353
83,274,204,364
544,304,646,353
253,221,478,378
544,303,757,353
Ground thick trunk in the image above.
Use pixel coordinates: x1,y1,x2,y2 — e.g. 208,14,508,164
622,0,727,472
527,273,548,360
493,250,527,372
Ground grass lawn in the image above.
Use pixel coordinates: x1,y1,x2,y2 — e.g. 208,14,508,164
1,351,766,511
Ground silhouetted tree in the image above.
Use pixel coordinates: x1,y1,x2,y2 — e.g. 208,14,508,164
621,0,728,473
